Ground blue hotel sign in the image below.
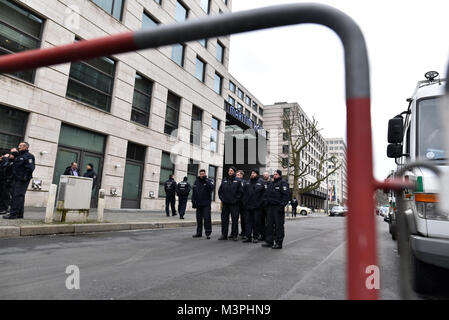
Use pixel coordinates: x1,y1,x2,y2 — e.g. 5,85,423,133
227,104,267,138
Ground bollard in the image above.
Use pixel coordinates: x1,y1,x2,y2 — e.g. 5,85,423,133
45,184,57,224
97,189,105,223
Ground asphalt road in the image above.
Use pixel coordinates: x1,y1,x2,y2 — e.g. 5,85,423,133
0,215,402,300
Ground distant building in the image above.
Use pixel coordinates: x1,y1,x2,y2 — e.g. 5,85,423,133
326,138,348,206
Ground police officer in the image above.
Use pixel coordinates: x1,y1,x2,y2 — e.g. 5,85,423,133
258,171,271,241
3,142,35,220
236,170,247,239
262,169,290,249
191,169,214,239
0,153,10,214
83,163,97,190
176,176,191,219
218,167,243,241
242,169,265,243
164,175,177,217
291,197,298,217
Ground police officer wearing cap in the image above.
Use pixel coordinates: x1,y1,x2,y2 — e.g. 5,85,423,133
192,169,214,239
176,176,191,220
236,170,248,239
218,166,243,241
3,142,35,220
242,169,265,243
262,169,290,249
164,175,177,217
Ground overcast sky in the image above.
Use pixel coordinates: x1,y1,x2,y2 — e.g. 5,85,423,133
228,0,449,180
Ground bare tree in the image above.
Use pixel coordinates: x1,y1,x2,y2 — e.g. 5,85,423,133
279,105,341,200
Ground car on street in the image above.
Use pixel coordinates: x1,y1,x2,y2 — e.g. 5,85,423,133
329,206,347,217
379,205,390,217
287,204,312,216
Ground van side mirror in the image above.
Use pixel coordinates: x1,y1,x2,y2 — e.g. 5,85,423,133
387,144,403,158
388,117,404,143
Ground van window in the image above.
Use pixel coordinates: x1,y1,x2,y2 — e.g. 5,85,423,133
417,97,445,160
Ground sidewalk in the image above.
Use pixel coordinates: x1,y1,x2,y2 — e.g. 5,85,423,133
0,207,327,238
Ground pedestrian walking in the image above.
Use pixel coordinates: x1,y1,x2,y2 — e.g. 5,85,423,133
164,174,177,217
191,170,214,239
262,169,290,249
83,163,97,190
218,167,243,241
63,162,80,176
236,170,247,239
242,169,265,243
176,176,191,219
291,197,298,217
3,142,35,220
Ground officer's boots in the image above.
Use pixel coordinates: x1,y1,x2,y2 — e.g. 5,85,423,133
272,241,283,249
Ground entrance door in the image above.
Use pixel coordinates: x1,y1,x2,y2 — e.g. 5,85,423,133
52,148,81,186
121,161,143,209
83,153,103,208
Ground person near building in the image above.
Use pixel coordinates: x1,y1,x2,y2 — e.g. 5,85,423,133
258,171,271,241
0,153,12,214
218,167,243,241
191,169,214,239
291,197,298,217
63,162,80,176
3,142,35,220
262,169,290,249
242,169,265,243
176,176,191,220
236,170,248,239
164,174,177,217
83,163,97,190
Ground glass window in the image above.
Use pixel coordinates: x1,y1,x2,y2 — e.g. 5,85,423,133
216,41,224,63
283,145,289,154
164,92,181,135
228,96,235,106
126,142,146,162
154,0,161,4
214,73,223,95
59,124,106,153
0,105,28,153
171,43,185,66
66,55,116,112
92,0,123,20
208,165,217,200
190,106,202,146
417,97,445,160
187,159,199,199
237,89,244,100
199,39,207,47
0,0,44,82
283,133,288,141
210,117,219,152
131,73,153,126
252,101,258,111
245,109,251,118
258,107,264,116
245,95,251,105
200,0,210,14
142,11,159,28
159,151,175,198
237,103,243,112
195,56,205,82
229,81,236,93
252,114,257,124
258,120,263,127
175,0,188,22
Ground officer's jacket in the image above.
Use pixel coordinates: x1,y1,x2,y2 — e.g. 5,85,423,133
0,158,14,183
239,179,249,206
83,170,97,188
192,177,214,207
176,181,191,197
291,199,298,207
261,178,270,206
266,178,290,207
12,150,35,182
243,177,265,210
164,178,177,196
218,174,243,205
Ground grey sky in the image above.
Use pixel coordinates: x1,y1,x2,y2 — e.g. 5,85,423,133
228,0,449,180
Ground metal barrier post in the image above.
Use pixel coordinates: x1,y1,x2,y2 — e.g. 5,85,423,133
97,189,105,223
0,3,379,299
44,184,57,224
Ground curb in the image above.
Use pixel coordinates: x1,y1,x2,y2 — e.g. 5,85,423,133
0,220,223,239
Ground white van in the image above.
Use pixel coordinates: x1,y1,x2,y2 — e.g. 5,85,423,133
387,71,449,293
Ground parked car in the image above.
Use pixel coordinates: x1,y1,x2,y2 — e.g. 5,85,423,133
286,204,312,216
379,205,390,217
330,206,347,217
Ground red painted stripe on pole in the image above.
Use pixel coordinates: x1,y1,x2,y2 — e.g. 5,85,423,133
0,32,137,74
346,97,378,300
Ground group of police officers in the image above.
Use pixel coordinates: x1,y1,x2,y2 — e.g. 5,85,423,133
0,142,35,220
164,166,290,249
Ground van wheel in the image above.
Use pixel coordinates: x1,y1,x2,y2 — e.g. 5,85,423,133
410,253,439,294
300,210,307,216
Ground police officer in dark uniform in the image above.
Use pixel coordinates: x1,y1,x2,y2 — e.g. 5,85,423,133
291,197,298,217
218,167,243,241
164,175,177,217
3,142,35,220
258,171,271,241
191,169,214,239
0,153,11,214
262,169,290,249
242,169,265,243
236,170,247,239
176,176,191,219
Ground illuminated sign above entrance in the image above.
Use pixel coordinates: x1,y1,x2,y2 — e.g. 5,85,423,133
226,103,267,138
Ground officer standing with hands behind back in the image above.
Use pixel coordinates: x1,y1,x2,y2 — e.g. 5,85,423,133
3,142,35,220
218,167,243,241
192,169,214,239
262,169,290,249
164,174,177,217
176,176,191,220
